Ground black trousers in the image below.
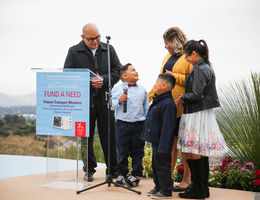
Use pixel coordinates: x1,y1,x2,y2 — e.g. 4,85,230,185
115,120,145,177
152,144,173,196
81,96,117,175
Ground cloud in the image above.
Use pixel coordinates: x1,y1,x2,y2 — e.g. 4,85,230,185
0,0,259,95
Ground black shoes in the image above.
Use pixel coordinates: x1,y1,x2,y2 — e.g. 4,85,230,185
173,183,192,192
115,175,141,187
179,189,205,199
125,175,140,187
151,192,172,199
115,175,125,186
178,158,210,199
84,172,94,182
147,188,159,196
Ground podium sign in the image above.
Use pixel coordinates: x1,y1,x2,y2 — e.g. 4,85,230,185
36,71,90,137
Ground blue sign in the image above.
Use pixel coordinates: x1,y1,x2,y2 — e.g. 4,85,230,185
36,71,89,137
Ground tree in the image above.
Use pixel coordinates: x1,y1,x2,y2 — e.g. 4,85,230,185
0,120,4,127
4,114,26,124
12,115,20,123
4,114,13,123
13,128,23,136
216,72,260,168
0,127,9,137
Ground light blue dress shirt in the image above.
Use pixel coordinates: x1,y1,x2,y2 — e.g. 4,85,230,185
111,82,149,122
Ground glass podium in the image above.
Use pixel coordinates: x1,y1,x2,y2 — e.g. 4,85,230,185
31,68,101,190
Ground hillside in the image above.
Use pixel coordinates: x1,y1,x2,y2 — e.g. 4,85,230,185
0,106,35,119
0,92,36,107
0,135,46,156
0,134,104,162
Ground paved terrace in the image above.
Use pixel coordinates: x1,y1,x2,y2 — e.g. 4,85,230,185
1,168,259,200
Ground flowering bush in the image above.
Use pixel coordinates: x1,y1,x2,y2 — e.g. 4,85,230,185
253,170,260,191
255,170,260,178
209,157,260,192
173,161,184,182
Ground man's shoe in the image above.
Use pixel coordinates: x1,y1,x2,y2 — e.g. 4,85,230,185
151,192,172,199
147,188,158,196
115,175,125,186
84,172,94,182
125,175,140,187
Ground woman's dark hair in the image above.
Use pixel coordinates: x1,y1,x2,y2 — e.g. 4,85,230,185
183,39,211,66
158,73,176,91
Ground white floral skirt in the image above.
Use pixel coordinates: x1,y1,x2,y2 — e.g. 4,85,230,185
177,109,228,157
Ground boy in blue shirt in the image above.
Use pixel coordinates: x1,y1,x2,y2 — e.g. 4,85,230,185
111,63,149,187
141,73,177,199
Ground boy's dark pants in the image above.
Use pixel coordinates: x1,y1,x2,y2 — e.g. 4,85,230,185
152,144,173,196
115,120,145,177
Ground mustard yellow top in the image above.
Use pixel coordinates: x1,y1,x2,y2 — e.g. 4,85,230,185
148,53,193,118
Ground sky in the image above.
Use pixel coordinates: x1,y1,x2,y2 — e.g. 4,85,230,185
0,0,259,95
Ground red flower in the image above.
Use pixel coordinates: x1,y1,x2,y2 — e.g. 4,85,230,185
222,158,228,164
222,162,228,167
252,179,260,187
222,157,232,166
213,165,219,172
177,164,184,173
255,170,260,178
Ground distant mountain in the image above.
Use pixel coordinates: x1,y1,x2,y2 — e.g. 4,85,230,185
0,92,36,107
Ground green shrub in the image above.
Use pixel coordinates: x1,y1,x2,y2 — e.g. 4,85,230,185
0,120,4,127
13,128,24,136
142,144,153,178
0,127,10,137
216,72,260,168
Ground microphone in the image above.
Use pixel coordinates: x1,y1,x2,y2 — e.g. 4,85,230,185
106,36,111,43
123,86,128,113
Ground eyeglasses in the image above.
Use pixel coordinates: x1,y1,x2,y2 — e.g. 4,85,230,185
83,35,101,42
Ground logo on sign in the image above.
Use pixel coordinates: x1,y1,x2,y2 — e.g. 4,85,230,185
75,122,86,137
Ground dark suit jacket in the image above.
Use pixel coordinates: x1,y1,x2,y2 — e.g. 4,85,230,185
64,40,121,106
140,92,177,154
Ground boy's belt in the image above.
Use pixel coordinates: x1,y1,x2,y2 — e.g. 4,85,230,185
117,120,144,124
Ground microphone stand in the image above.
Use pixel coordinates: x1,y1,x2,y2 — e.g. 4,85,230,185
76,36,141,195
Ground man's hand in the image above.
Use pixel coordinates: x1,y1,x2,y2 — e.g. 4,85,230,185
92,74,103,88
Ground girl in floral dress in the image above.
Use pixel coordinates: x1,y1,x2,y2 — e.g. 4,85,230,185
175,39,228,199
